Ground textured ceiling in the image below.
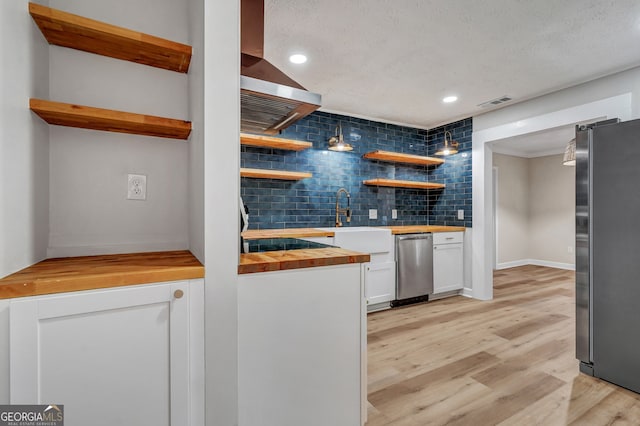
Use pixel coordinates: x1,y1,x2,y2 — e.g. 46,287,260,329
264,0,640,129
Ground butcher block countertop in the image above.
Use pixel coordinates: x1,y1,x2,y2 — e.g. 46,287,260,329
242,225,465,240
0,250,204,300
382,225,466,234
239,248,370,274
242,228,334,240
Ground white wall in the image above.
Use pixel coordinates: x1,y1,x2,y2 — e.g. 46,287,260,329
493,153,575,269
0,0,50,402
47,0,191,257
473,67,640,299
493,154,529,264
528,154,575,266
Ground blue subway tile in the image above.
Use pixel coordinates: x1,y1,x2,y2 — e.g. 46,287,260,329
242,111,473,229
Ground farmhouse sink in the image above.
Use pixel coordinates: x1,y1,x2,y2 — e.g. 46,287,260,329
326,226,384,232
317,227,392,254
317,226,388,233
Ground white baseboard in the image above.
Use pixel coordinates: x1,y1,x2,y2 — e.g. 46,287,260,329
497,259,575,271
528,259,575,271
496,259,530,270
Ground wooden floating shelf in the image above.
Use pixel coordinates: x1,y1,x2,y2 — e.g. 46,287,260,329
29,2,192,73
363,150,444,166
30,99,192,140
363,178,445,190
240,168,312,180
241,133,313,151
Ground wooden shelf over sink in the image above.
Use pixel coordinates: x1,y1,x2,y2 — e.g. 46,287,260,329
29,2,192,73
30,99,192,140
240,133,312,151
363,150,444,166
363,178,445,190
240,168,312,180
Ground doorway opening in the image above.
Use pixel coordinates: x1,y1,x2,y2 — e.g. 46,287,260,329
490,124,581,272
471,93,632,300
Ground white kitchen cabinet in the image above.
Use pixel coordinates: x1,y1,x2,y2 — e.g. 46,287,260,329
239,264,366,426
9,279,204,426
433,232,464,294
316,227,395,311
364,261,396,307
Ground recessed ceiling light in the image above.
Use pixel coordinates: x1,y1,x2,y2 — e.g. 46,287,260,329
443,96,458,103
289,54,307,64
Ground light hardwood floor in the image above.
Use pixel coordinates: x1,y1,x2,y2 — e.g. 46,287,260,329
366,265,640,425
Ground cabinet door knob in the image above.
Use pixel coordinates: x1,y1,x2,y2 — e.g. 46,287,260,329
174,289,184,299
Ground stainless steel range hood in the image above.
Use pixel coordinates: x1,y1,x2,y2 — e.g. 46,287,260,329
241,0,321,135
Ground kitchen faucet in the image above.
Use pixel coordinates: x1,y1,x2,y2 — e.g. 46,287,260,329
335,188,351,227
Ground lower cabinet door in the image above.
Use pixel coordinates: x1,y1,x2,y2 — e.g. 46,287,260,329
239,264,363,426
9,280,203,426
433,243,464,294
364,261,396,305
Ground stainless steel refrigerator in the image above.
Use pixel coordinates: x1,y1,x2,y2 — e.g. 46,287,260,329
576,117,640,393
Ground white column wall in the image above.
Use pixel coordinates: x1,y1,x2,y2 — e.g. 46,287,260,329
0,0,50,402
0,0,50,278
203,0,240,424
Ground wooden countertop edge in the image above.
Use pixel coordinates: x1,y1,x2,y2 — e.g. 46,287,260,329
383,226,467,234
238,249,370,274
0,251,204,300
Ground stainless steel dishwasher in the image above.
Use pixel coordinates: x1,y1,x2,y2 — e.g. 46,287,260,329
394,233,433,305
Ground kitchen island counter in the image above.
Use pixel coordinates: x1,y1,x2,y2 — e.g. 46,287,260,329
239,248,370,274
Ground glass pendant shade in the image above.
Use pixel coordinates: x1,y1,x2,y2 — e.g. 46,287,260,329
563,138,576,166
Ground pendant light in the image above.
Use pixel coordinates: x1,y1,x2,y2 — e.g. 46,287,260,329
328,123,353,152
563,138,576,166
435,131,459,156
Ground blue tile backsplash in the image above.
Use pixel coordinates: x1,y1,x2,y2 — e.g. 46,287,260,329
241,111,472,229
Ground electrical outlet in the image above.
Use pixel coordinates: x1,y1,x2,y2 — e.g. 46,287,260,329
568,246,574,254
369,209,378,219
457,209,464,220
127,174,147,200
392,209,398,219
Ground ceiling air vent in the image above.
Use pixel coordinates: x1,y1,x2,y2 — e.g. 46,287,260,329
477,95,513,108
